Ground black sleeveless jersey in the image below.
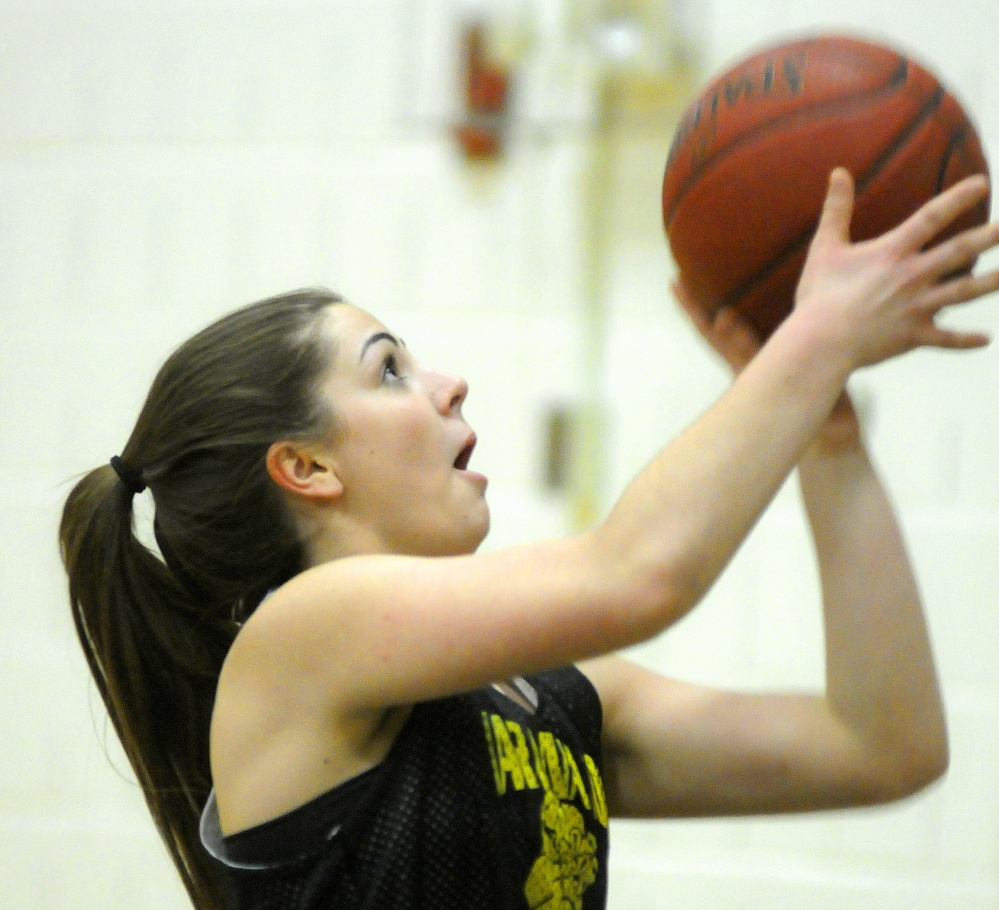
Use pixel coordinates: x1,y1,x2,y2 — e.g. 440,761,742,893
200,666,609,910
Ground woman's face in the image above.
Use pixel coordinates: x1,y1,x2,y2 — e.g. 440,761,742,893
316,304,490,557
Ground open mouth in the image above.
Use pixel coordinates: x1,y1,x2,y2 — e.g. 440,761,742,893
454,437,476,470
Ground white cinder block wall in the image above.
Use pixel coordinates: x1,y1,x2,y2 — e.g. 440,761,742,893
1,2,996,908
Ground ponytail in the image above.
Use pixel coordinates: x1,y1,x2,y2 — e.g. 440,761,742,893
60,289,342,910
61,465,234,909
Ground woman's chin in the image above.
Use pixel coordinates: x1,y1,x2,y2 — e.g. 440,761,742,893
450,506,491,556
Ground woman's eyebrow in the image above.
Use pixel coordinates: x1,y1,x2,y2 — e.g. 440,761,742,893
359,331,401,362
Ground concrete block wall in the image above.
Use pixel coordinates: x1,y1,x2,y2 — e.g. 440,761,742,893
0,1,996,908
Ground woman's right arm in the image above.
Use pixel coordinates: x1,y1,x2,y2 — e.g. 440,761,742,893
232,170,999,715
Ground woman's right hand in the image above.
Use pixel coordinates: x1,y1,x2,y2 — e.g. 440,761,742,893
792,167,999,369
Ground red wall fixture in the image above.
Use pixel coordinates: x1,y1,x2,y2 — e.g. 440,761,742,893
454,22,511,160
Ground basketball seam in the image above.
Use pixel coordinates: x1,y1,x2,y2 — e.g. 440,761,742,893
717,83,948,314
664,58,910,227
935,124,967,193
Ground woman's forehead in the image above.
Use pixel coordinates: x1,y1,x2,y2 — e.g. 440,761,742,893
327,303,392,348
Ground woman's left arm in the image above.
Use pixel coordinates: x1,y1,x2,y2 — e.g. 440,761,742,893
800,396,947,796
580,307,948,819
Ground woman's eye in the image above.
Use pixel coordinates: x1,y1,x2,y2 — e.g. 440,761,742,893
381,353,403,384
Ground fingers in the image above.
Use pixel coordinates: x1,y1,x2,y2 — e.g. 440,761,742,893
713,307,762,369
812,168,856,246
887,174,990,253
913,267,996,349
917,220,999,283
919,264,999,313
917,324,990,350
672,281,762,372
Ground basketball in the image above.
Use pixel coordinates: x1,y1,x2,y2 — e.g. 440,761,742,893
662,34,991,338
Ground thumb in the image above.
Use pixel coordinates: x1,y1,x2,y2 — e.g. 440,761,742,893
813,167,855,246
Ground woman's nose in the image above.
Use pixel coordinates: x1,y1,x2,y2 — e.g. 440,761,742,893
434,370,468,416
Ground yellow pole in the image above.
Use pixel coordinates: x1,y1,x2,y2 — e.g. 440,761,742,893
571,72,616,531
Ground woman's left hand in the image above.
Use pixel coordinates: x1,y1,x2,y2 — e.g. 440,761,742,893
672,279,761,375
673,279,861,449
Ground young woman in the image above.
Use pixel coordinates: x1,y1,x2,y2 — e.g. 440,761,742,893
62,169,999,910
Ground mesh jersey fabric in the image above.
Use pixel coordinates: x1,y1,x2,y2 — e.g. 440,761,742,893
200,665,609,910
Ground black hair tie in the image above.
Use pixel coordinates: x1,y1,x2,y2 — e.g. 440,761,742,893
110,455,147,496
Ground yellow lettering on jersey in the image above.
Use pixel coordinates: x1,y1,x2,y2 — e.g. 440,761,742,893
560,743,590,811
491,713,526,793
537,731,568,800
481,712,505,793
526,729,550,793
482,711,607,832
584,754,608,827
506,720,539,790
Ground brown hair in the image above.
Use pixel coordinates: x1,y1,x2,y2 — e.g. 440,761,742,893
60,288,343,910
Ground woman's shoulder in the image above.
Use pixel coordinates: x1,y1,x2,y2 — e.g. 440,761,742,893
210,573,411,838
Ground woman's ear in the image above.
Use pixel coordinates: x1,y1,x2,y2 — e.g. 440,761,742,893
265,441,344,500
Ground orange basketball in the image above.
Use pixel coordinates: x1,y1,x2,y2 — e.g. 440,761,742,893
662,34,991,338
